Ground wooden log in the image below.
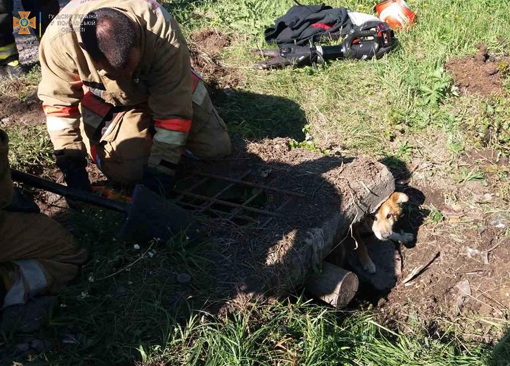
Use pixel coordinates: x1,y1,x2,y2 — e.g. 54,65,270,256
262,155,395,294
304,261,359,308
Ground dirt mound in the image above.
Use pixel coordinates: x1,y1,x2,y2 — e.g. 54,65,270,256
191,29,231,56
0,90,44,128
189,29,242,93
445,43,510,97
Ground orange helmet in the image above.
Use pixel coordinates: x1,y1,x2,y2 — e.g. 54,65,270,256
375,0,416,30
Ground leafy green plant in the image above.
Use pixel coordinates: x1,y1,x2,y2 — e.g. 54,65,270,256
418,68,454,107
457,167,487,185
465,98,510,155
288,124,323,153
394,141,414,162
428,207,445,224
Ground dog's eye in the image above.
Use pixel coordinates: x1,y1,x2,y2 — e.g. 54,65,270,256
386,213,392,219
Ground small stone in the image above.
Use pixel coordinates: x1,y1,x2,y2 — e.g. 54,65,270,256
176,273,191,284
486,67,499,76
133,244,140,250
455,280,472,311
30,339,50,352
490,213,508,228
1,296,58,333
61,333,80,345
15,342,30,353
115,285,128,297
477,226,488,235
260,168,272,178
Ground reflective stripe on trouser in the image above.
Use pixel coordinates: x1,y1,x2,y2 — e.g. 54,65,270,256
0,43,18,64
80,88,231,185
0,211,88,308
2,259,48,308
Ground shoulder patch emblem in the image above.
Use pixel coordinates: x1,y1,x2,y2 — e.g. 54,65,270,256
144,0,172,22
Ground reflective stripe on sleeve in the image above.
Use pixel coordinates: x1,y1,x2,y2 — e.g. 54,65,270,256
46,116,81,132
154,118,192,133
153,127,188,146
43,105,80,117
192,81,207,105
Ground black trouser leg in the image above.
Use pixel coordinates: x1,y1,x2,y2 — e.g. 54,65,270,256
0,0,14,47
0,0,17,65
21,0,59,38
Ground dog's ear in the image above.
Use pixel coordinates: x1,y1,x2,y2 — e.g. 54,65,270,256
391,192,409,204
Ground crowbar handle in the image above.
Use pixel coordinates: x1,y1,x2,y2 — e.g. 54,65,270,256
10,168,128,214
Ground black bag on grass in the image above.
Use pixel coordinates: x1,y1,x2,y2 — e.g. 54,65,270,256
264,4,354,46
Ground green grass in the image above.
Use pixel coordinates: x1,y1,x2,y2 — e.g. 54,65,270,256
2,0,510,364
6,124,53,173
167,0,510,159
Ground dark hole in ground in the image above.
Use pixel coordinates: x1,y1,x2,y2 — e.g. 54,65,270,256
171,174,270,226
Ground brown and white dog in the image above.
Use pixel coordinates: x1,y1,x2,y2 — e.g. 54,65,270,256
353,192,414,274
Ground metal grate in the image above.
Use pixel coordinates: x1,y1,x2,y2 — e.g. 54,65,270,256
170,170,306,225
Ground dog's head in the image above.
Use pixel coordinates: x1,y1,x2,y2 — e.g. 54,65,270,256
371,192,408,240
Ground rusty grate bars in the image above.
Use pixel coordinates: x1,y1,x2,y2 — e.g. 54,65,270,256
172,189,286,218
171,170,305,222
193,171,306,198
176,200,258,223
197,170,252,213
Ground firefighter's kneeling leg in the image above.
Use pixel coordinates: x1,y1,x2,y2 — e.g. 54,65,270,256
0,212,88,309
186,92,231,161
84,107,153,186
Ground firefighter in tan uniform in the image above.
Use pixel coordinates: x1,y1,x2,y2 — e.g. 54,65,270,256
38,0,231,195
0,129,87,327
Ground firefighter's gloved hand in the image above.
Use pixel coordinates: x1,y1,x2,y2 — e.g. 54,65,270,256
4,188,40,213
54,150,91,192
142,167,175,197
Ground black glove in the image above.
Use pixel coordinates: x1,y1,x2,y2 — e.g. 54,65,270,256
142,167,175,197
54,150,91,192
4,188,40,213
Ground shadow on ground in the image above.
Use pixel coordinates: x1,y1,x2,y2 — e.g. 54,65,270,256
489,330,510,366
214,89,307,142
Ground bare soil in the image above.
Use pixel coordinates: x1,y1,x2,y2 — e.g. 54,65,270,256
445,43,510,96
0,91,44,127
189,29,243,93
377,143,510,343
